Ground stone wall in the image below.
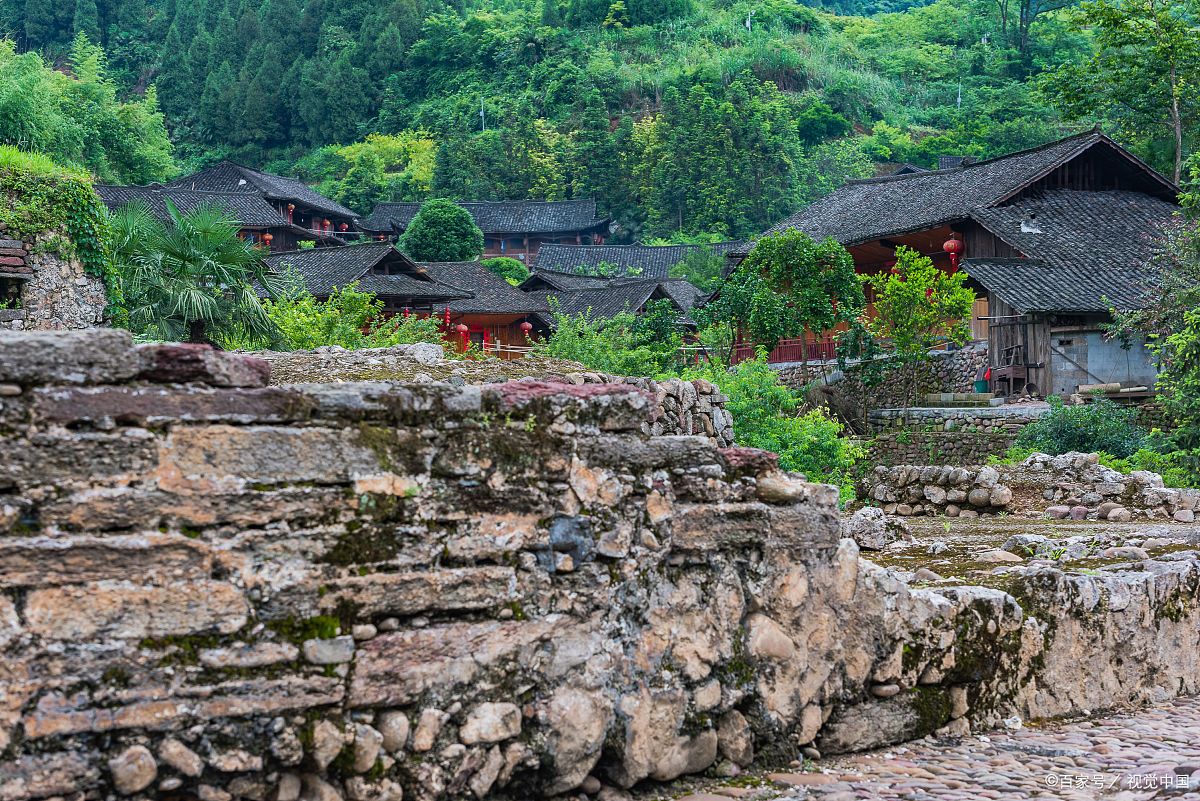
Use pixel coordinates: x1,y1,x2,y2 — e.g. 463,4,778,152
2,330,1199,801
867,432,1016,468
867,404,1048,435
258,344,735,446
778,345,988,408
0,229,107,331
862,453,1200,521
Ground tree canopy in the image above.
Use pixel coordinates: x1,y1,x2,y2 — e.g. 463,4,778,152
398,198,485,262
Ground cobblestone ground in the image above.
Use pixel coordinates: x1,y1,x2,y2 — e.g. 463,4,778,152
682,696,1200,801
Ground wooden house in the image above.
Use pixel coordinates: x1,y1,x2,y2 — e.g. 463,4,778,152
751,130,1180,394
262,244,548,359
359,200,610,263
519,269,704,334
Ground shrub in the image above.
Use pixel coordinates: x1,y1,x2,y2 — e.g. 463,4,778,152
535,299,684,376
1014,395,1148,458
481,257,530,286
683,355,862,499
258,283,445,350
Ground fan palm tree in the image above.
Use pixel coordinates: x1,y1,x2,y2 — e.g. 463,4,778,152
109,200,284,347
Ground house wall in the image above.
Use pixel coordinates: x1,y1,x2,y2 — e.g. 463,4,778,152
1047,326,1158,396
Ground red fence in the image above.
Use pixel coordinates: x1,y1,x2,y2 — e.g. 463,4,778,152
732,336,839,365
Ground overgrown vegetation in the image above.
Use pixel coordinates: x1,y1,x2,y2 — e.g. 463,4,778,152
1014,395,1149,458
535,298,685,376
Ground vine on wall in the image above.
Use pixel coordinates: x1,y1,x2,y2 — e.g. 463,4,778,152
0,146,118,311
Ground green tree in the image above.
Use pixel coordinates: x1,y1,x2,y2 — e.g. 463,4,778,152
108,200,284,346
399,198,484,262
480,256,530,285
708,229,864,362
868,246,977,405
1041,0,1200,182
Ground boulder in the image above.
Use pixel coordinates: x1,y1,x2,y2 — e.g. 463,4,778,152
842,508,909,551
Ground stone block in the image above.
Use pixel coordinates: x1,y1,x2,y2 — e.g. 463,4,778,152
311,567,517,619
136,343,271,387
0,534,213,587
32,385,314,426
24,580,249,641
0,329,141,385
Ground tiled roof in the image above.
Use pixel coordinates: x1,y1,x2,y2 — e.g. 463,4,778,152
534,277,703,324
96,184,287,227
763,131,1177,246
419,262,549,315
533,241,745,279
963,190,1178,313
360,200,607,234
165,161,358,220
263,244,466,301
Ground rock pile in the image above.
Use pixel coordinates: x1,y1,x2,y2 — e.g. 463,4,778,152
862,452,1200,521
863,464,1014,517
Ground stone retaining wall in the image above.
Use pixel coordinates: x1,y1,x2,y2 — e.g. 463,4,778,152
867,432,1016,468
2,330,1199,801
778,345,988,408
0,228,107,331
862,452,1200,521
868,404,1049,435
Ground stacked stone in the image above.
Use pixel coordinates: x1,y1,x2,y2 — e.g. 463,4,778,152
0,228,106,331
868,432,1016,467
868,406,1048,435
863,464,1014,517
597,375,733,446
3,330,1199,801
1011,452,1200,522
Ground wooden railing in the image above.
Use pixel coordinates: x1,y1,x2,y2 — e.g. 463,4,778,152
732,336,839,365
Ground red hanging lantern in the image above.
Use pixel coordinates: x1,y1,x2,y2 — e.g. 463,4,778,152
262,233,273,247
519,321,533,339
444,307,451,327
943,237,964,272
456,323,469,352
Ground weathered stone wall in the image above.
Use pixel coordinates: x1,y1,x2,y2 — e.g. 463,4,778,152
778,345,988,407
258,344,735,446
0,229,107,331
862,453,1200,521
867,404,1048,435
867,432,1016,468
2,331,1199,801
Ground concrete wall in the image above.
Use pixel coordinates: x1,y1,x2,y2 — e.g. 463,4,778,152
1048,329,1158,396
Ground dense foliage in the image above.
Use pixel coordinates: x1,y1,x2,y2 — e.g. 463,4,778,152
252,283,446,350
5,0,1191,240
0,146,115,303
707,229,864,357
1014,395,1149,457
399,198,485,262
108,201,283,346
480,256,531,285
683,355,862,498
862,245,976,404
0,36,174,183
535,298,685,375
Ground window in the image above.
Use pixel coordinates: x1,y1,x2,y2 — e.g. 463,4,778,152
0,277,24,309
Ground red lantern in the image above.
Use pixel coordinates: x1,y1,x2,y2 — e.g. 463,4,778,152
456,323,469,352
943,237,964,272
444,307,451,327
519,321,533,339
262,233,273,247
339,223,349,232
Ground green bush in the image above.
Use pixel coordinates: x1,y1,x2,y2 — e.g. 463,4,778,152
481,257,530,286
257,283,445,351
398,199,484,262
1014,395,1148,458
535,299,684,376
683,355,862,499
1096,442,1198,489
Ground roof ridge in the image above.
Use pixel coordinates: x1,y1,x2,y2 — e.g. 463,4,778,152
266,242,392,257
842,129,1102,188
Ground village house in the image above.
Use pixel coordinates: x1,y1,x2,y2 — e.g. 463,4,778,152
262,243,547,358
533,240,745,278
749,130,1179,396
359,199,610,263
97,161,359,252
519,268,704,334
